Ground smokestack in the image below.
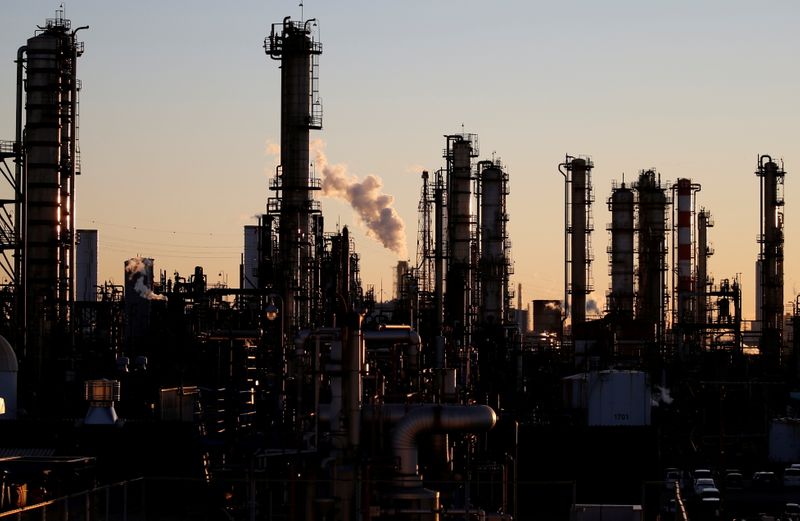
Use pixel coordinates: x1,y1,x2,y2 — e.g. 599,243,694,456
674,178,699,325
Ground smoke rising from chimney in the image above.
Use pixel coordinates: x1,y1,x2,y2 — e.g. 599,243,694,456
125,257,167,301
311,140,407,258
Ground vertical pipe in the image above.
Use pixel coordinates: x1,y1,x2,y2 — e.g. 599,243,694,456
434,170,444,336
558,162,569,325
15,45,26,356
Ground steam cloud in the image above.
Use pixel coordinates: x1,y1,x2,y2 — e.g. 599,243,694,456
311,140,407,258
125,257,167,301
651,385,673,406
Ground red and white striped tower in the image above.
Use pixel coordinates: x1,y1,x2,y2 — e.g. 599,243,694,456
675,178,698,323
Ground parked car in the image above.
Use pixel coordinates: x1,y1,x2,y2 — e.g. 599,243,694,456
724,471,744,490
694,478,716,495
784,467,800,487
665,468,683,491
694,468,713,481
752,471,778,489
785,502,800,520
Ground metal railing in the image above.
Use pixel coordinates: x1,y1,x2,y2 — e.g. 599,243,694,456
0,477,145,521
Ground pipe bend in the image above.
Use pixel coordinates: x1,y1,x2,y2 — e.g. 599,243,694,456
392,404,497,479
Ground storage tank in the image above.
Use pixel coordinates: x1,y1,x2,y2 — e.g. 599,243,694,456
768,418,800,463
587,370,651,426
76,229,98,302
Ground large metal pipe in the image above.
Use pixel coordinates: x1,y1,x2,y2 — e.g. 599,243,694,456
15,45,26,353
391,404,496,484
344,313,364,449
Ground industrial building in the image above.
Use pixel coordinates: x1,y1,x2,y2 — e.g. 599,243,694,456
0,9,795,521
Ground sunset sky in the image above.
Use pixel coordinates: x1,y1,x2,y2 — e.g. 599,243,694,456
1,1,798,321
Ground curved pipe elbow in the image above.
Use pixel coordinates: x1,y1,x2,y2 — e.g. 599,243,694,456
392,404,497,479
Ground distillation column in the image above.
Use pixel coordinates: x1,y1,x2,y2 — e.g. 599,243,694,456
445,135,477,349
561,157,594,329
607,181,634,319
478,162,509,325
756,155,785,365
635,170,669,343
696,208,713,325
265,17,322,331
22,13,84,387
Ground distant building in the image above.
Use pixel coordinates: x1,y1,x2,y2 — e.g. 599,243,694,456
76,229,98,302
533,300,562,336
243,225,259,289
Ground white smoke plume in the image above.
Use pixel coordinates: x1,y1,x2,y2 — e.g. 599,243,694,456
125,257,167,301
311,140,407,258
651,385,674,407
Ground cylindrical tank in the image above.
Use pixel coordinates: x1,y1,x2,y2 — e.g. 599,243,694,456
609,183,634,317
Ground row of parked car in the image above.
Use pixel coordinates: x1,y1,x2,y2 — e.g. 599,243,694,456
665,465,800,496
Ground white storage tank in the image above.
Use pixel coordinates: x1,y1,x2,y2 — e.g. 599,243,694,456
0,335,18,419
768,418,800,463
587,370,651,426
